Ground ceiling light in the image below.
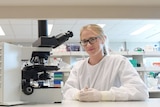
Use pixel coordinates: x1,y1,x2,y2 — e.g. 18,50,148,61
48,24,53,35
97,24,106,28
130,24,155,35
0,26,5,36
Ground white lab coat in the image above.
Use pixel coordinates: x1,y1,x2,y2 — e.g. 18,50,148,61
63,54,149,101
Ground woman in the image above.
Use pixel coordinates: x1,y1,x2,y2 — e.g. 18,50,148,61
63,24,149,102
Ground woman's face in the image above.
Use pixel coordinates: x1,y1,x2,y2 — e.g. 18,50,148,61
80,29,104,57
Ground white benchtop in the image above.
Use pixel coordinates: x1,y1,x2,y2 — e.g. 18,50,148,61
8,98,160,107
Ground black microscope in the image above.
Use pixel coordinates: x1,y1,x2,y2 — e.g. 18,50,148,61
21,20,73,96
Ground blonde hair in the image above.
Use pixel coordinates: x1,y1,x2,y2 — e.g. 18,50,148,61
80,24,108,55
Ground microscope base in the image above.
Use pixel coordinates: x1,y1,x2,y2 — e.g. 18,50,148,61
21,88,62,104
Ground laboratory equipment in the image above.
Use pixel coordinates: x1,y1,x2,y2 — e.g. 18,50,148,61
21,20,73,104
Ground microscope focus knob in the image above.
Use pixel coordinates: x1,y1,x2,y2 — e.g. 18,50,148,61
22,85,34,95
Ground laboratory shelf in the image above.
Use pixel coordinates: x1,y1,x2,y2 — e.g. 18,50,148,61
135,67,160,72
148,89,160,93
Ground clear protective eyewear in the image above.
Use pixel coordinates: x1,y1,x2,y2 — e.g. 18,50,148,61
80,36,101,46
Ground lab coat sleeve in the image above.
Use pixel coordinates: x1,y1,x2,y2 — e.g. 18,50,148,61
62,61,82,100
101,56,149,101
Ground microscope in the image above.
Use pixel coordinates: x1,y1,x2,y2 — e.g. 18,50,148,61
21,20,73,103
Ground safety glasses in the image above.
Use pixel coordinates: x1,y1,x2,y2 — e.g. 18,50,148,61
80,36,101,46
